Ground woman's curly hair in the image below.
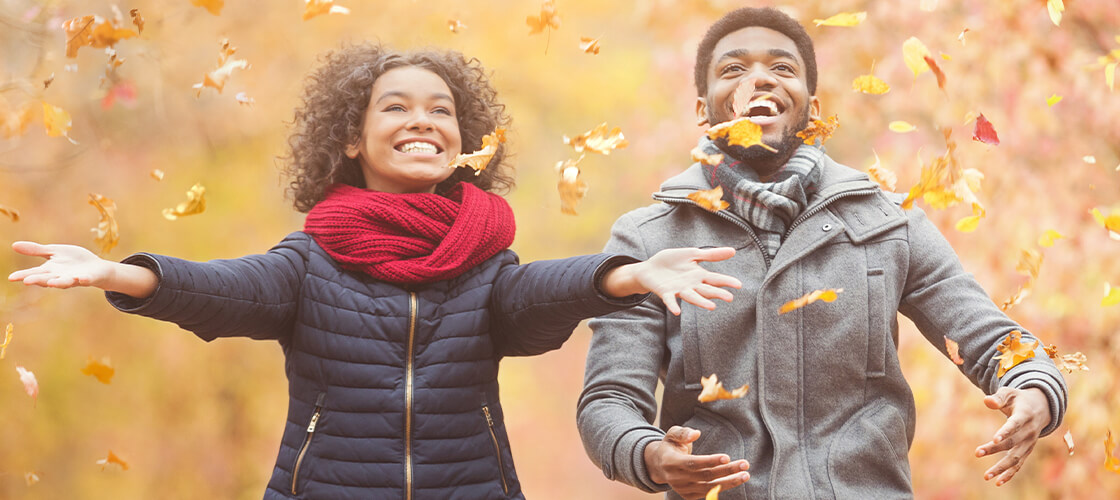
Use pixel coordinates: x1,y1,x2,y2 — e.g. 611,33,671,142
282,43,514,212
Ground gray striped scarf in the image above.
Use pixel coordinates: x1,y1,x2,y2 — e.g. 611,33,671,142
697,137,824,259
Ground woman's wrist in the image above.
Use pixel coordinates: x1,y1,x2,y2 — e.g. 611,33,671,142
600,262,645,298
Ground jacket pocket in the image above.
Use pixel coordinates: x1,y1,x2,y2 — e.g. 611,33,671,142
680,407,748,500
826,401,911,498
866,268,887,378
291,392,326,496
482,404,511,496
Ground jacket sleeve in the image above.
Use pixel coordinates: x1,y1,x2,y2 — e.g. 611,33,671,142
489,251,648,357
104,232,310,343
576,213,672,493
898,208,1068,436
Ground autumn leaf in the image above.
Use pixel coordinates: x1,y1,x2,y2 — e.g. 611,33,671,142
707,117,777,152
1106,430,1120,473
16,365,38,401
686,187,729,213
902,37,933,76
1103,283,1120,307
81,357,115,384
101,80,137,110
955,215,981,233
556,155,587,215
1,323,13,359
944,336,964,365
1090,208,1120,239
690,146,723,167
1,98,35,139
1043,344,1088,374
1046,0,1064,26
448,19,466,33
732,78,758,117
88,193,119,255
1063,430,1074,456
866,150,897,191
129,9,143,34
526,0,561,34
303,0,351,21
994,330,1037,377
0,204,19,222
564,123,629,155
63,15,136,58
779,288,843,314
813,11,866,27
96,450,129,471
193,39,250,96
150,169,165,181
706,484,722,500
901,129,985,224
1038,229,1063,247
235,92,255,107
796,115,839,145
852,72,890,95
191,0,223,16
923,55,947,90
1046,94,1063,106
42,102,78,144
698,373,749,403
1001,285,1031,311
579,37,601,55
163,184,207,220
450,127,506,174
958,28,970,45
1084,155,1097,164
888,121,916,133
24,472,40,486
972,113,1000,146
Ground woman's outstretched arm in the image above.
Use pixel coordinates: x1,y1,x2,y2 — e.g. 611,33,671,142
9,241,158,298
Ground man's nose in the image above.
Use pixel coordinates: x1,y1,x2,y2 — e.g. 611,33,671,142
745,64,778,88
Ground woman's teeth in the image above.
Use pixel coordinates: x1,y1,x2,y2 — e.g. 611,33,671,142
398,142,438,154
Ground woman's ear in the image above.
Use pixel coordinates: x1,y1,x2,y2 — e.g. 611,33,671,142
344,142,359,159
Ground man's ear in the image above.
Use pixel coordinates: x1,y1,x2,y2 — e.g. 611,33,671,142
809,96,822,121
344,142,359,159
695,97,710,127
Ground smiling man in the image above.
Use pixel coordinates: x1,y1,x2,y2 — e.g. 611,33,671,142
577,7,1068,500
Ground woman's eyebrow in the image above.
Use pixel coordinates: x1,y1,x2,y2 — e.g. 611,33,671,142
374,91,454,105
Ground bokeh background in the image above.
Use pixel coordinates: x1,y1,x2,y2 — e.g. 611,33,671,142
2,0,1119,498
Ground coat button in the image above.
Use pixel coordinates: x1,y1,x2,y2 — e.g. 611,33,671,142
822,223,833,231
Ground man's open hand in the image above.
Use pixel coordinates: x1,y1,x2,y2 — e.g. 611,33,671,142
644,425,750,499
974,387,1051,486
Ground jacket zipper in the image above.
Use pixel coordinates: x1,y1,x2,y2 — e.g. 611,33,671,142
482,405,510,495
656,195,772,267
405,292,418,500
291,392,326,495
782,188,879,239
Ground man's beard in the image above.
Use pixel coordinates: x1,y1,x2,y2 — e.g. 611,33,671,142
711,112,810,167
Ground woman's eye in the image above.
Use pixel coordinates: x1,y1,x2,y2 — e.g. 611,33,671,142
432,107,452,115
385,104,406,112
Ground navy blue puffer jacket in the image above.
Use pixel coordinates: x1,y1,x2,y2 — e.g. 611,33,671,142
106,231,644,499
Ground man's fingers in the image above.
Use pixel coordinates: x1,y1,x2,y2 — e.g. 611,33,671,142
983,387,1016,412
664,426,701,446
697,459,750,481
704,470,751,489
983,442,1034,485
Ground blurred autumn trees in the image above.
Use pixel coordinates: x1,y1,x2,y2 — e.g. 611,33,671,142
2,0,1119,498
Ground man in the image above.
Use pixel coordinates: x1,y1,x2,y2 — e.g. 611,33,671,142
577,7,1067,499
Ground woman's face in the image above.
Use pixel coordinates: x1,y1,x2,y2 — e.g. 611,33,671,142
345,66,462,194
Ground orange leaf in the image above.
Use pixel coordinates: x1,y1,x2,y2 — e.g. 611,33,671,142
706,484,722,500
129,9,143,34
150,169,165,181
526,0,561,34
796,115,839,145
923,55,947,90
81,357,115,384
698,374,749,403
62,14,136,58
190,0,223,16
42,102,78,144
192,39,249,96
1,323,13,359
0,204,19,222
450,127,506,174
706,117,777,152
779,288,843,315
690,146,724,167
687,187,729,213
579,37,600,55
1063,430,1074,456
302,0,351,21
1106,429,1120,473
88,193,120,255
944,336,964,365
96,450,129,471
1090,208,1120,239
24,472,40,486
162,184,207,220
16,365,38,401
852,73,890,95
901,129,984,215
1000,284,1031,311
448,19,467,33
564,123,628,155
866,150,897,192
812,11,866,27
993,330,1037,377
556,155,587,215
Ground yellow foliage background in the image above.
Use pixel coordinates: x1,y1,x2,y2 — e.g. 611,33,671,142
2,0,1119,498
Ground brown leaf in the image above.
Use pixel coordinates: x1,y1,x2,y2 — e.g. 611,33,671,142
162,184,207,220
698,374,749,403
193,39,249,96
88,193,119,255
0,204,20,222
779,288,843,314
944,336,964,365
796,115,839,145
993,330,1037,377
556,155,587,215
686,187,729,213
129,9,144,34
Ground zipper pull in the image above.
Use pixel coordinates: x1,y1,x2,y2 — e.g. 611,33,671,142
307,412,320,433
482,405,494,427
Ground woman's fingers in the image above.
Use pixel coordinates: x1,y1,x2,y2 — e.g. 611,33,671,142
692,247,736,263
8,265,48,282
677,289,715,311
693,283,734,303
11,241,52,258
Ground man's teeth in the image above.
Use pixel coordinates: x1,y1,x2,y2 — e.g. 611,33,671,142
746,99,778,117
398,142,438,154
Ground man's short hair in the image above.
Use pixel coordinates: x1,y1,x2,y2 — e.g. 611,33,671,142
694,7,817,97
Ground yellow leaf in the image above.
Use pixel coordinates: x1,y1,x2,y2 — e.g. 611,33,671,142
556,155,587,215
852,74,890,95
88,193,120,255
940,52,952,61
450,127,506,174
526,0,561,34
690,146,724,167
706,117,776,152
1038,229,1063,247
564,123,629,155
163,183,207,220
902,37,932,76
698,374,749,403
0,204,19,222
150,169,164,181
1047,0,1064,27
993,330,1037,377
866,150,897,192
1,323,13,359
1105,430,1120,472
579,37,600,55
302,0,351,21
1107,62,1117,92
888,121,916,133
779,288,843,315
812,11,866,27
1103,283,1120,307
1046,94,1063,106
448,19,467,33
190,0,223,16
954,215,981,232
796,115,839,145
42,102,78,144
706,484,722,500
1016,248,1043,280
687,187,729,213
96,450,129,471
81,357,115,384
944,336,964,365
1090,208,1120,238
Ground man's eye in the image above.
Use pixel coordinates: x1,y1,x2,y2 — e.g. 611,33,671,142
720,64,744,75
774,63,795,73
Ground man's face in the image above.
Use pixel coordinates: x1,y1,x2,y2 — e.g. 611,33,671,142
697,27,819,161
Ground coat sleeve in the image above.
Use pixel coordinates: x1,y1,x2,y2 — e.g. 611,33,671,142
489,251,648,357
104,232,310,343
576,213,672,493
897,208,1068,436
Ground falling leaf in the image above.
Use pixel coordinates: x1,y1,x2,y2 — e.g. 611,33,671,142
698,374,749,403
450,127,506,174
1064,430,1075,456
901,128,985,223
866,150,897,191
1103,283,1120,307
88,193,119,255
1,323,13,359
706,118,776,152
162,184,207,220
526,0,561,34
150,169,165,181
42,73,55,89
1000,285,1031,311
62,15,136,58
96,450,129,471
302,0,350,21
42,102,78,144
193,39,249,96
129,9,143,34
556,155,587,215
852,73,890,95
902,37,933,76
1107,62,1117,92
1090,208,1120,239
922,55,947,89
1038,229,1063,247
706,484,722,500
690,146,723,167
81,357,115,384
235,92,255,106
1,98,35,138
579,37,600,54
1046,94,1063,106
812,11,866,27
889,121,916,133
564,123,629,155
1047,0,1064,26
101,80,137,110
687,187,729,213
731,78,758,117
993,330,1037,377
1105,430,1120,473
944,336,964,365
24,472,40,486
940,53,952,61
16,366,38,401
447,19,466,33
779,288,843,314
796,115,839,145
972,113,1000,146
958,28,970,45
190,0,223,16
0,205,19,222
955,215,981,233
1083,155,1096,164
1016,248,1043,279
1042,345,1088,374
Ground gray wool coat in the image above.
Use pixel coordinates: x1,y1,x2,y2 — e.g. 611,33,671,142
577,156,1067,500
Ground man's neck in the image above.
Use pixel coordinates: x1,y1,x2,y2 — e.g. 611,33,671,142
738,148,798,180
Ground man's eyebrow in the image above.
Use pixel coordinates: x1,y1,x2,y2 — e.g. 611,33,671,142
716,48,800,65
374,91,455,104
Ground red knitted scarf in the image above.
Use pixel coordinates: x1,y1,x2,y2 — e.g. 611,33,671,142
303,182,516,285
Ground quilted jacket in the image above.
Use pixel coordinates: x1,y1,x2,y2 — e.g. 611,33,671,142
107,231,644,499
